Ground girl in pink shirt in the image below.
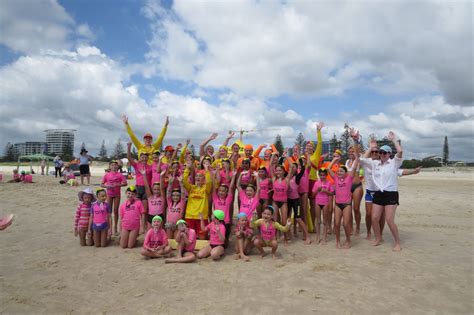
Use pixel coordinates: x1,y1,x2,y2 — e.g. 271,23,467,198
165,174,186,239
197,210,226,260
142,169,166,231
328,154,359,249
74,188,96,246
251,205,292,259
141,216,171,258
288,162,311,245
312,168,335,244
270,152,294,243
101,160,127,235
237,171,260,220
119,186,146,249
165,220,197,264
89,188,112,247
257,166,272,218
213,169,236,247
234,212,254,261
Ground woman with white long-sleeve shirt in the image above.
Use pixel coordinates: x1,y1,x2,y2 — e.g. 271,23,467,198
359,131,403,251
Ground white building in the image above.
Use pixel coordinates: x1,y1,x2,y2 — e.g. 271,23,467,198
44,129,76,155
13,142,48,156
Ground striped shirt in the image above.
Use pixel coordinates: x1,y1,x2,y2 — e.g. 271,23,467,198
74,203,91,230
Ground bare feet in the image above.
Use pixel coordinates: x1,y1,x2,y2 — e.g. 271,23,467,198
355,228,360,236
234,254,240,260
321,239,327,245
342,241,351,249
272,254,277,259
336,241,341,249
392,244,402,252
366,233,372,241
260,251,266,258
371,239,382,246
305,237,312,245
314,236,320,244
242,255,250,261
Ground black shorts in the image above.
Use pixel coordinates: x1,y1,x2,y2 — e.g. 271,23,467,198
135,185,147,200
225,223,231,242
288,198,301,218
351,182,362,193
274,201,285,208
373,191,399,206
210,244,224,249
79,164,90,175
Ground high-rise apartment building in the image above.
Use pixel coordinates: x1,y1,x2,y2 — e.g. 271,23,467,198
44,129,76,155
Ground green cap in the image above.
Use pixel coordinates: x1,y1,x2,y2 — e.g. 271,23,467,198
213,210,225,221
176,219,187,226
152,215,162,223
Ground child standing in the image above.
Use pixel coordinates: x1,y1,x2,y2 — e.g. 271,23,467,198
164,174,186,238
119,186,146,249
312,168,334,244
142,169,166,230
74,188,96,246
89,188,112,247
327,153,359,249
213,170,236,247
252,205,292,259
165,220,197,264
197,210,226,260
101,160,127,235
141,216,171,258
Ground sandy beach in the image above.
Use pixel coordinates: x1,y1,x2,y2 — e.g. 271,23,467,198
0,167,472,314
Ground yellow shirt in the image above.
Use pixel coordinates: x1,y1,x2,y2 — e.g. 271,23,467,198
125,123,167,164
183,169,212,219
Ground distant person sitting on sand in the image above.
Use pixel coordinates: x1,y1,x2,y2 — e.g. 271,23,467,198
22,171,33,183
121,114,169,165
60,163,78,186
7,169,21,183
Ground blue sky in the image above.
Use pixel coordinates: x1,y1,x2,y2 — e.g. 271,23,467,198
0,0,472,160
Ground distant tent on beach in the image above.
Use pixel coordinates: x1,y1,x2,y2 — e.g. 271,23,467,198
17,154,53,173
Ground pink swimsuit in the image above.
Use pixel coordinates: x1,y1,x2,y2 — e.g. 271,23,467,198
272,179,288,202
239,190,259,219
260,221,277,241
212,191,234,224
259,178,272,200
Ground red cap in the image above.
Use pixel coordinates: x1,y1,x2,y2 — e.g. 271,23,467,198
165,145,175,152
143,133,153,139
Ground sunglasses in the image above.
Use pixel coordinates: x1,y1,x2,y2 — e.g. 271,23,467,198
379,151,389,155
371,150,379,154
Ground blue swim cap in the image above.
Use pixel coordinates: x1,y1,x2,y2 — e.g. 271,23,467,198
236,212,247,219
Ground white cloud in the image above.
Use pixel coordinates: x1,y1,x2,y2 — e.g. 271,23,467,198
143,0,473,105
0,0,95,54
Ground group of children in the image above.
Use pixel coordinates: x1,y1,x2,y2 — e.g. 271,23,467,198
72,116,408,262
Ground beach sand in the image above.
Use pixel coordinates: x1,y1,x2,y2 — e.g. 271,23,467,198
0,168,472,314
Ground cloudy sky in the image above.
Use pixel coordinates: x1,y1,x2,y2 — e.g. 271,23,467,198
0,0,472,160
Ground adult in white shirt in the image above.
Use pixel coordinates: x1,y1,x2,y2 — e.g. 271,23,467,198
359,131,403,251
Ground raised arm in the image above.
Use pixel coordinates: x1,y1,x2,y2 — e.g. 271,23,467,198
327,156,339,179
221,131,235,148
388,131,403,159
121,114,141,149
310,122,324,166
200,132,218,157
253,144,266,158
126,142,136,164
151,116,168,150
179,139,190,164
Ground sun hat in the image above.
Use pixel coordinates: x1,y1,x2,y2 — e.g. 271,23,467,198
213,210,225,221
379,145,393,153
78,187,97,202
